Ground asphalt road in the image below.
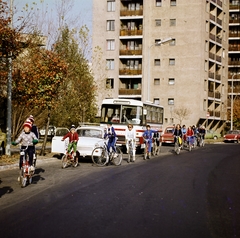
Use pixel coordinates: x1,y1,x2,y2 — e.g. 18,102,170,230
0,144,239,238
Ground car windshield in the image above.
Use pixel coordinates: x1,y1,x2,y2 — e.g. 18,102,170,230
77,129,103,138
166,128,174,133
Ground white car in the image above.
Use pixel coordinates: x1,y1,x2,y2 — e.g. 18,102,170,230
51,126,106,158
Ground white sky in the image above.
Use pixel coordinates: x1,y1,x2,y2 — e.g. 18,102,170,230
12,0,92,31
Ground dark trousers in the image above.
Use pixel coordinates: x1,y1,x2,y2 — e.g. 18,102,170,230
19,145,34,169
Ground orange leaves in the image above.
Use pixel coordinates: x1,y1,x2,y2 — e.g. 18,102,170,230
12,47,67,108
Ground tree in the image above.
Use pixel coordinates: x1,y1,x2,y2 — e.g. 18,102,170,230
51,26,97,127
12,45,68,154
173,107,191,125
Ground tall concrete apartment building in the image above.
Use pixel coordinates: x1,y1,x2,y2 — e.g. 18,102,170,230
92,0,229,130
229,0,240,127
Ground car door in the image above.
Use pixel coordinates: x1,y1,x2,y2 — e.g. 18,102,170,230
51,128,69,154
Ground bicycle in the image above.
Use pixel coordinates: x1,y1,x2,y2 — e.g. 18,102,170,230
197,133,205,147
91,140,122,167
186,136,195,151
152,137,160,156
174,136,182,155
127,139,135,163
143,139,151,160
61,141,79,168
19,145,35,188
61,150,79,169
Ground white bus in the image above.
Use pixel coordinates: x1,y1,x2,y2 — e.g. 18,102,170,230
100,98,164,149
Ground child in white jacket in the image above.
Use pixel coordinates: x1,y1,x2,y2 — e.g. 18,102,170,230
125,124,136,162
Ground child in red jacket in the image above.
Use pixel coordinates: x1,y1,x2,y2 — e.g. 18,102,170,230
62,125,79,156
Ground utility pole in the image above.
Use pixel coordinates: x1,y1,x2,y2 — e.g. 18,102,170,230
6,0,13,156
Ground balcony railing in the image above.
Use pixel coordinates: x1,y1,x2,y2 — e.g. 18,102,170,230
228,86,240,93
229,19,240,24
229,46,240,51
209,71,214,79
119,68,142,75
229,32,240,37
209,52,215,60
120,9,143,16
216,0,222,7
208,91,214,97
119,49,142,55
208,110,220,117
228,60,240,66
209,33,215,41
215,74,221,81
216,55,222,63
215,91,221,99
228,73,240,79
119,89,141,95
230,4,240,10
216,18,222,26
120,29,143,36
210,14,215,21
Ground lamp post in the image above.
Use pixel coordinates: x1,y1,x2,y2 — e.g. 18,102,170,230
230,73,239,130
147,37,173,102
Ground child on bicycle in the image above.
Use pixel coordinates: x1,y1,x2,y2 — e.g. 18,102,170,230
125,123,136,162
61,125,79,158
186,126,194,147
173,124,183,146
142,124,158,159
12,120,38,170
104,121,117,154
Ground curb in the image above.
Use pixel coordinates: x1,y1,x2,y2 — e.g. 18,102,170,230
0,157,56,171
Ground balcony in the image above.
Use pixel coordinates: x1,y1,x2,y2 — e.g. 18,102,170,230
119,49,142,55
210,14,215,21
119,68,142,75
208,110,220,117
119,88,141,95
120,29,143,36
215,91,221,99
228,86,240,93
120,9,143,17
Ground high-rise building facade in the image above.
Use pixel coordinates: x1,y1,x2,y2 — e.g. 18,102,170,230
92,0,229,131
228,1,240,129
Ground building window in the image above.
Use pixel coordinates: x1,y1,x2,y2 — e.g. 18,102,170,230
154,98,160,105
169,58,175,65
106,59,114,70
107,0,115,12
168,98,174,105
170,0,176,6
107,20,115,31
170,19,176,26
156,0,162,7
154,59,160,66
154,78,160,85
106,78,114,89
170,38,176,46
155,19,161,26
107,39,115,50
168,78,175,85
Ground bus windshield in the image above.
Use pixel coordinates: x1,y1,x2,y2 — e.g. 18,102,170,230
101,104,142,125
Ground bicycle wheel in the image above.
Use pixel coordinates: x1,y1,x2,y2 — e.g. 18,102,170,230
174,142,180,155
91,147,108,167
112,147,122,166
20,169,27,188
61,154,68,168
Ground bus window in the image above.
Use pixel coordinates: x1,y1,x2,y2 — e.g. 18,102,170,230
101,105,121,123
122,106,142,125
